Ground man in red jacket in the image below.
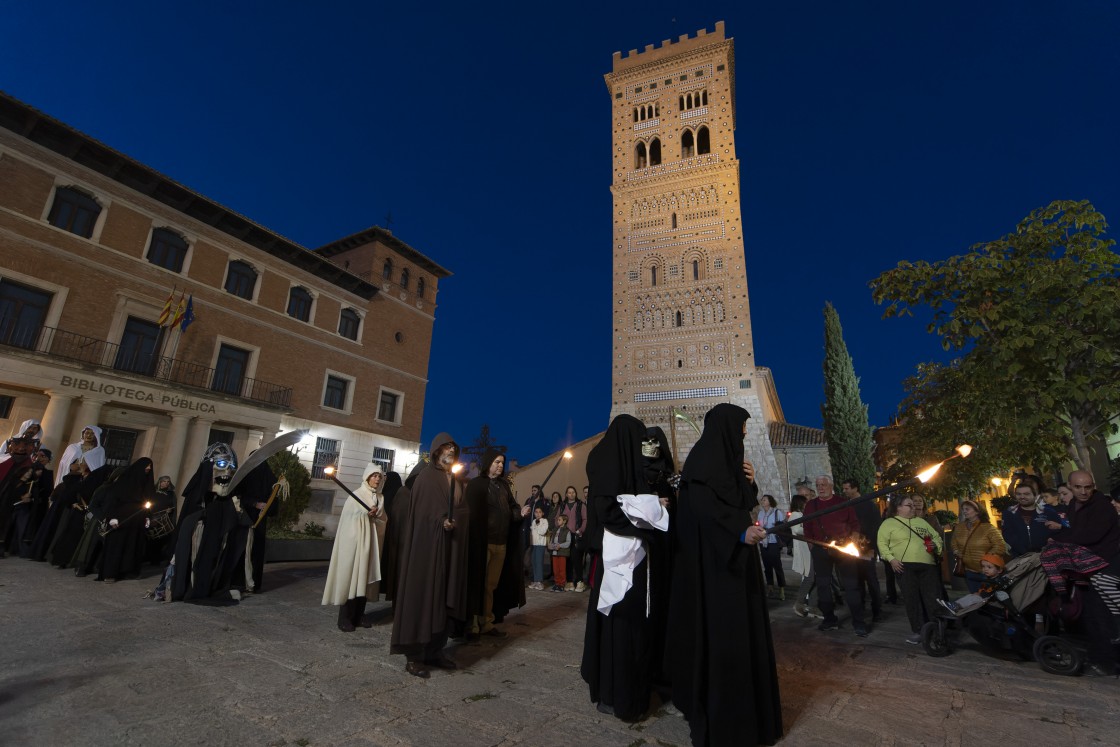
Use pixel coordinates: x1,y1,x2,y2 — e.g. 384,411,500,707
804,475,868,637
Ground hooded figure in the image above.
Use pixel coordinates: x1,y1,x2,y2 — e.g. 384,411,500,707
581,414,671,722
322,462,384,631
378,470,405,602
47,464,111,567
390,432,465,678
29,464,84,561
463,448,526,637
55,425,106,487
98,457,156,581
0,419,44,457
666,403,782,747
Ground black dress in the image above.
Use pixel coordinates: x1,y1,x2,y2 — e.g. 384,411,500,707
98,458,155,580
666,403,782,747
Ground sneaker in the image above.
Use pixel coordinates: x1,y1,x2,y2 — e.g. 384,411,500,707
817,618,840,632
807,607,825,619
793,602,808,618
905,633,922,645
550,585,564,593
575,582,587,593
937,598,960,614
854,626,869,638
564,583,575,591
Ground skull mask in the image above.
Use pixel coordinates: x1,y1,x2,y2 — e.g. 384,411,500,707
204,442,239,496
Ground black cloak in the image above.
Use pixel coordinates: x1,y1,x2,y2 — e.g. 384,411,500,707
378,471,405,602
581,414,671,721
463,449,527,624
171,458,250,603
99,457,156,580
391,433,465,654
47,465,112,567
666,403,782,747
30,472,83,561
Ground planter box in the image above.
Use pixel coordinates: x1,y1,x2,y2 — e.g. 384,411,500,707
265,537,334,563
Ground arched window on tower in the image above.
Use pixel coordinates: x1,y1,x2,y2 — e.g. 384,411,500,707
698,126,711,155
671,213,677,229
692,259,700,281
675,310,682,327
635,141,647,169
681,130,695,158
400,268,410,290
650,265,658,286
382,258,393,280
416,277,425,298
633,107,639,122
678,95,685,111
701,89,708,106
649,138,661,166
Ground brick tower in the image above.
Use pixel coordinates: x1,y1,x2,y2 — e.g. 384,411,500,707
605,22,784,498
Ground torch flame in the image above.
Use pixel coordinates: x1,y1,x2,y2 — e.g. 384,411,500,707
323,465,336,476
955,444,973,458
915,461,943,484
827,540,862,558
144,502,152,509
451,463,463,475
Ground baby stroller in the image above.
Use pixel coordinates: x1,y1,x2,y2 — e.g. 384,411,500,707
921,552,1085,676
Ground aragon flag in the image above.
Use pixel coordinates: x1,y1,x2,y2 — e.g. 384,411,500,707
157,290,175,327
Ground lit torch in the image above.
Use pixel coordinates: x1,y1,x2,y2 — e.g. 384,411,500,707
448,463,463,518
323,465,372,511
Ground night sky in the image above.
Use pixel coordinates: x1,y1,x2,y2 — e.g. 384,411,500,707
5,2,1118,464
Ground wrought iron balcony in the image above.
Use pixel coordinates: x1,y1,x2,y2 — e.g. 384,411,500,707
0,324,292,408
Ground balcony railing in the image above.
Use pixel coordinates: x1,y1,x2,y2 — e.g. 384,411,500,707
0,323,292,408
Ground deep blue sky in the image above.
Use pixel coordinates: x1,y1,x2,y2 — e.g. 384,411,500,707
5,2,1118,464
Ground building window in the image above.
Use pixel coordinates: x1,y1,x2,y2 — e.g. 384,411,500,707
287,286,312,322
0,395,13,419
675,310,683,327
114,316,161,375
697,126,711,155
416,277,425,298
650,266,658,287
212,343,251,396
312,437,340,479
208,428,236,447
323,374,349,410
338,308,360,340
714,258,723,270
146,228,188,272
382,258,393,280
692,259,700,281
47,187,101,238
372,446,395,473
682,130,695,158
649,138,662,166
400,268,410,290
635,141,647,169
377,389,401,423
224,260,257,300
0,279,53,350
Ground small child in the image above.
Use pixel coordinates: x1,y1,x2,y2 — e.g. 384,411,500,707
529,507,549,590
937,553,1007,615
547,514,571,592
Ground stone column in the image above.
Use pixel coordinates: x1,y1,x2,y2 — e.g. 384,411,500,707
37,390,75,456
176,418,214,514
160,414,191,494
69,397,108,445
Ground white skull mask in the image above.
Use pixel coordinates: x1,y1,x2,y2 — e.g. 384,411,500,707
204,443,238,497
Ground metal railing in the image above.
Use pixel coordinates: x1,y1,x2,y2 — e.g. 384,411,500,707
0,323,292,408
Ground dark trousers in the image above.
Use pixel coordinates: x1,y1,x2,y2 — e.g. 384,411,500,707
568,535,584,585
899,562,942,633
882,559,898,602
760,542,786,587
810,546,864,626
338,596,367,628
858,558,881,614
250,522,267,591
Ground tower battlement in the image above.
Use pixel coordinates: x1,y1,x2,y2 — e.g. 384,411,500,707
611,21,725,73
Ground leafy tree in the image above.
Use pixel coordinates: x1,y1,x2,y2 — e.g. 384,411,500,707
821,302,877,493
267,449,312,531
871,200,1120,471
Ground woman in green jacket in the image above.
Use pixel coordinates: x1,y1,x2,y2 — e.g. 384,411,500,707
878,494,944,644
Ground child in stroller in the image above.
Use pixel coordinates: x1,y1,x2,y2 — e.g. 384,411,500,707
937,553,1008,615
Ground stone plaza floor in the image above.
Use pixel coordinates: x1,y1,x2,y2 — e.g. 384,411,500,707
1,556,1116,746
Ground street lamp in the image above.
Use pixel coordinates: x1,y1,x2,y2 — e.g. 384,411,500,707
538,450,573,493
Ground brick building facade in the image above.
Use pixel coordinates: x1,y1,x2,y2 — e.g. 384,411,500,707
0,92,449,532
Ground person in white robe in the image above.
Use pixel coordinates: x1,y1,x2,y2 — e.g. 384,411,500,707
322,463,383,631
54,425,106,487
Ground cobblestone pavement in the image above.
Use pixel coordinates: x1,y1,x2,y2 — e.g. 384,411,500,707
1,556,1116,746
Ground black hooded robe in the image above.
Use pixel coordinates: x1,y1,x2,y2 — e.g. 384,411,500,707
99,458,155,580
171,459,250,604
30,473,82,561
581,414,670,721
666,403,782,747
378,471,405,601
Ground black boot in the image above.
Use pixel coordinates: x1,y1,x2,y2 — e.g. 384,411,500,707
337,600,355,632
351,596,370,628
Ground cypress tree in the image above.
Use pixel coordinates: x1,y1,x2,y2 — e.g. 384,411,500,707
821,302,877,491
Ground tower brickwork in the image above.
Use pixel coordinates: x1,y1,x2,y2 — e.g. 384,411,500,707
605,22,785,499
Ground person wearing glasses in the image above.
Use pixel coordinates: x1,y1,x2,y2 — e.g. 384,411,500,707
877,495,943,645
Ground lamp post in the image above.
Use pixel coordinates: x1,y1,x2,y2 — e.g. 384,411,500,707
538,450,573,494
